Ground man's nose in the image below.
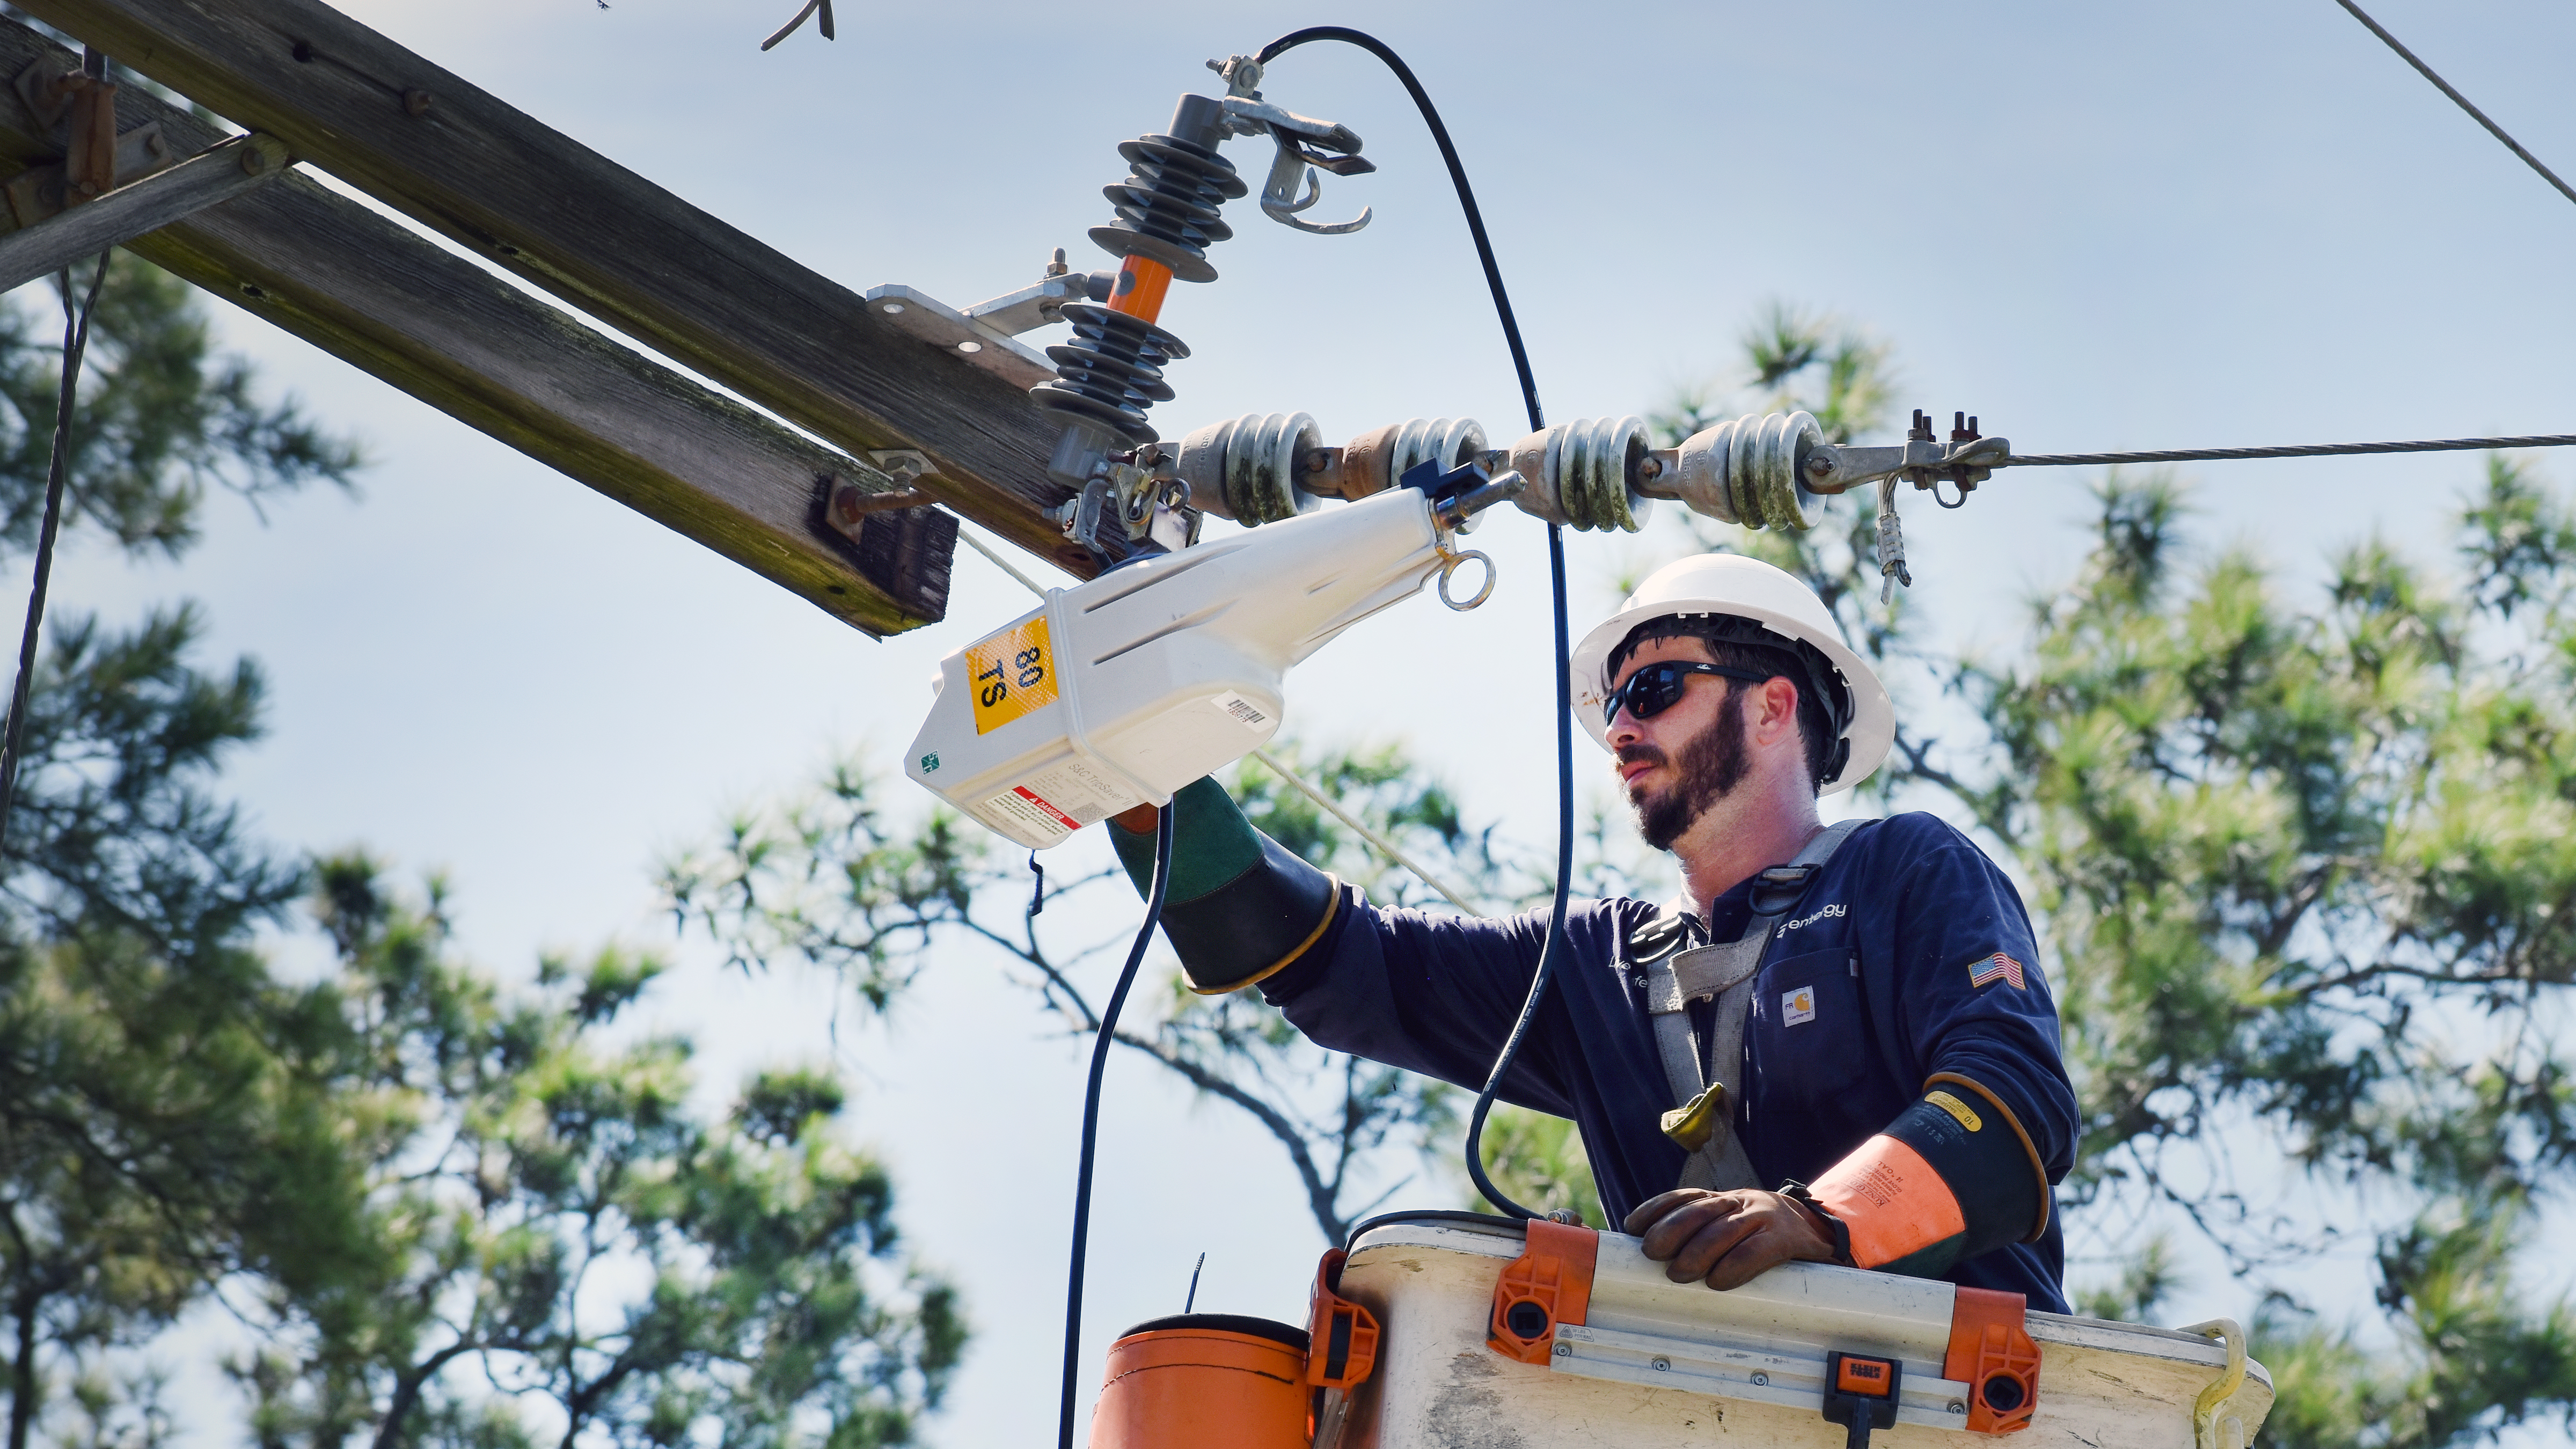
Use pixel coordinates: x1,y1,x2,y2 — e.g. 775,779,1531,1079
1606,702,1642,746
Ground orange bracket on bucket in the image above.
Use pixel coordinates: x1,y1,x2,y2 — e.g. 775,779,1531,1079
1944,1285,2041,1433
1487,1220,1597,1365
1306,1249,1380,1388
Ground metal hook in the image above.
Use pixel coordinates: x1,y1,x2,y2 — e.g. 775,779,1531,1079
1264,189,1371,235
1271,166,1322,216
1258,131,1371,235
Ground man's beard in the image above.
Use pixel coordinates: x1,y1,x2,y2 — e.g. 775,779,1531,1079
1621,685,1752,851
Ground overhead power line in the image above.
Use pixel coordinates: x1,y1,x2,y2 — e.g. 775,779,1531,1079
2001,432,2576,469
2332,0,2576,211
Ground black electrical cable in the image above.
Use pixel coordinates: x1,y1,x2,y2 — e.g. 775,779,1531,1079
1056,804,1173,1449
1255,28,1542,428
0,254,110,856
2331,0,2576,213
1256,27,1568,1225
1997,432,2576,469
1341,1208,1522,1249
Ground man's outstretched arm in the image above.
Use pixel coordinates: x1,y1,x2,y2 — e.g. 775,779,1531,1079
1107,778,1340,994
1105,778,1624,1124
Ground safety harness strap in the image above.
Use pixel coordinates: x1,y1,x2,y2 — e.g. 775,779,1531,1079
1640,819,1864,1191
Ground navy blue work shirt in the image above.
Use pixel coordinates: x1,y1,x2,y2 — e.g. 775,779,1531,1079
1259,811,2078,1311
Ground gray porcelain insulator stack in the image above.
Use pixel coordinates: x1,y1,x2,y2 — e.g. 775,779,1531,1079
1176,411,1323,524
1675,411,1824,531
1507,415,1655,532
1358,416,1487,495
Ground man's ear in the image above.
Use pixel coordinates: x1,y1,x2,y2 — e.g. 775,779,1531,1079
1753,677,1804,747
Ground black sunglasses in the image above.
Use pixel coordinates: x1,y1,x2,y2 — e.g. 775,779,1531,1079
1602,661,1775,727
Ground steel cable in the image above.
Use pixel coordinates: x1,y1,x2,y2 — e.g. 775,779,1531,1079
2331,0,2576,212
1997,433,2576,469
1256,26,1567,1226
0,253,111,855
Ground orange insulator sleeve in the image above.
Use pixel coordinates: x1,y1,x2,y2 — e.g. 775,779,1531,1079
1809,1133,1968,1271
1107,254,1174,323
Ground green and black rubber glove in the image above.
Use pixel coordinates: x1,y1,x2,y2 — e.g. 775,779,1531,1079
1108,777,1340,994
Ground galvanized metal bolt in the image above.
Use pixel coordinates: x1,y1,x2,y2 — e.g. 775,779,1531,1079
1751,1373,1768,1387
1806,453,1833,476
402,89,432,116
1650,1357,1670,1372
1553,1343,1571,1358
1950,1402,1968,1415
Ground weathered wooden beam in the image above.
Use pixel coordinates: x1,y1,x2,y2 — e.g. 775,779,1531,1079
0,129,281,292
13,0,1111,575
0,16,955,635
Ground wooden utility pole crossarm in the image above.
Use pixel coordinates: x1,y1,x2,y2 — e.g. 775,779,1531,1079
14,0,1099,574
0,15,953,635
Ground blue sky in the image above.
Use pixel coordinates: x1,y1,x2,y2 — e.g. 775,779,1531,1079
32,0,2576,1442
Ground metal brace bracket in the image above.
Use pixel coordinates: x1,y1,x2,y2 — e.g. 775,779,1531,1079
10,59,162,212
860,283,1055,390
2,117,173,229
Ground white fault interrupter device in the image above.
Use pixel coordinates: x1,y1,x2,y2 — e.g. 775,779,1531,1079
905,472,1520,849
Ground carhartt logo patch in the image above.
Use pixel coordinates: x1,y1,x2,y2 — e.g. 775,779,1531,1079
1967,953,2027,990
1782,986,1816,1026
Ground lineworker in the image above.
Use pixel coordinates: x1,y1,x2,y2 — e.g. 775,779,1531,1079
1104,553,2077,1309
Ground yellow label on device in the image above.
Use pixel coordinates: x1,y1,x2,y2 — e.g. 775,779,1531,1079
967,616,1057,735
1925,1089,1983,1132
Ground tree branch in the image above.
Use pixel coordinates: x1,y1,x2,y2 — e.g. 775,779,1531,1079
1111,1030,1347,1242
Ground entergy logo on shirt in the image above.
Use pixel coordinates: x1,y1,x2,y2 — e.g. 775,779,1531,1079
1782,903,1846,934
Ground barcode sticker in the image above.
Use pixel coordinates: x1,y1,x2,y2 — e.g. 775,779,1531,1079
1213,691,1273,731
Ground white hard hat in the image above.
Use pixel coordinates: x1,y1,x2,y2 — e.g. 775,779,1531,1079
1569,553,1892,794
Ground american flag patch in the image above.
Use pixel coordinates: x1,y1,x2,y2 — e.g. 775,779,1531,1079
1967,953,2026,990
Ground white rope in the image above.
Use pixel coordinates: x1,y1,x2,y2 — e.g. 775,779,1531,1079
1251,748,1479,913
954,521,1050,597
960,516,1477,912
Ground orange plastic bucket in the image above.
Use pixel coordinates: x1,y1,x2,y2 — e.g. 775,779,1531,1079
1088,1314,1310,1449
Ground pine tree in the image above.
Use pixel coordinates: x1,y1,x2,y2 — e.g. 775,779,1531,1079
0,258,358,1449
